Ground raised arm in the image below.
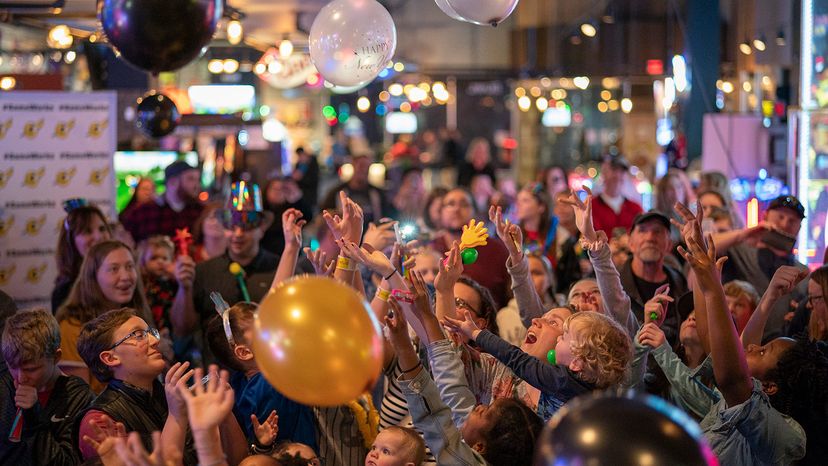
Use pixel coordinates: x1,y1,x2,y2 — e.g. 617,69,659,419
433,242,463,322
679,225,752,407
489,205,545,325
674,203,712,354
272,208,306,288
741,266,807,347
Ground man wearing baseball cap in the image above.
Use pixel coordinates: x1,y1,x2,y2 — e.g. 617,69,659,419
591,154,644,237
121,160,204,243
712,194,808,340
619,210,688,346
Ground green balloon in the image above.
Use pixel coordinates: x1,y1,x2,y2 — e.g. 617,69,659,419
461,248,479,264
547,349,557,365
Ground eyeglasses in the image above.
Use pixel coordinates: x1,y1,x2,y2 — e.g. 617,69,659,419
455,297,481,317
109,327,160,350
809,295,824,307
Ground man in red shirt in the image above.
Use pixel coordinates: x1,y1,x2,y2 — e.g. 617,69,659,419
121,160,204,243
591,155,643,237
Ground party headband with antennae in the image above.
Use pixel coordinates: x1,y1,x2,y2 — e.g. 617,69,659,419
210,291,235,347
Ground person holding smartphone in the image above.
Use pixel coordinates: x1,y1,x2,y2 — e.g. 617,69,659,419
710,195,809,341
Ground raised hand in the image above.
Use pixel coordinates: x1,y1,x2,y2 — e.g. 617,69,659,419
303,247,335,276
672,202,705,251
282,208,306,251
765,265,808,302
177,366,234,433
643,284,673,326
174,255,195,291
385,298,415,351
637,322,667,349
164,361,194,424
442,309,482,341
338,239,395,277
82,416,127,466
559,186,597,242
362,221,397,253
434,242,463,293
323,191,364,244
678,232,727,288
408,270,434,320
113,431,180,466
251,410,279,446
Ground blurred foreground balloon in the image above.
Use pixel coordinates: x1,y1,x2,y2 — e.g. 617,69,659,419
136,92,180,138
99,0,221,74
535,391,718,466
309,0,397,87
434,0,520,26
253,275,384,406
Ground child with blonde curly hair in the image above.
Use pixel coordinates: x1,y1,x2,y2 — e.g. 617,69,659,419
445,307,632,420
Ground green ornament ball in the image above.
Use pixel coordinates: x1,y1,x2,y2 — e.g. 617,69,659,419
461,248,479,264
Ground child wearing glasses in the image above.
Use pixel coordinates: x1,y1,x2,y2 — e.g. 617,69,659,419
1,308,94,465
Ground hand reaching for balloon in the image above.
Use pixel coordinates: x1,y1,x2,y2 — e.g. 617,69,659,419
442,309,483,341
643,284,672,327
559,187,597,242
251,410,279,446
637,322,667,349
303,247,335,277
434,242,463,293
764,265,808,303
672,202,705,252
678,232,727,290
177,366,234,433
83,416,127,466
323,191,364,244
282,208,306,252
385,298,416,353
338,239,395,277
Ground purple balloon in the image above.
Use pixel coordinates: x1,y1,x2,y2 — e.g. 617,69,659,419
100,0,222,74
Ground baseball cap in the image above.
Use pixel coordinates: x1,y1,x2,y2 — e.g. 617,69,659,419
766,195,805,219
164,160,198,181
632,210,671,231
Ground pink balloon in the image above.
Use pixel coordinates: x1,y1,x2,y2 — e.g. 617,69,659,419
436,0,520,26
309,0,397,87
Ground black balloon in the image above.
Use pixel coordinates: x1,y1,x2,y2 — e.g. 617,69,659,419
136,92,180,138
99,0,222,74
535,391,716,466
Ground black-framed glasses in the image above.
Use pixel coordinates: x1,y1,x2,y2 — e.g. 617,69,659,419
809,295,824,307
455,297,480,317
109,327,160,350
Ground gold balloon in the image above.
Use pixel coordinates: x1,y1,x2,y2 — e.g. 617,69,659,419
252,275,384,406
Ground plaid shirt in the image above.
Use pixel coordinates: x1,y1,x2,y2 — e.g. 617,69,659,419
121,197,203,243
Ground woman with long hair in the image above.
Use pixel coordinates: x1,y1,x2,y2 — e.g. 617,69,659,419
56,240,151,392
52,205,112,312
515,182,556,265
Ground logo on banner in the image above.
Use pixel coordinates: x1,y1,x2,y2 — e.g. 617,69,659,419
21,119,44,139
55,167,77,187
0,264,15,286
53,119,76,139
88,166,110,186
87,119,108,138
0,216,14,237
0,168,12,189
24,215,46,236
0,119,11,140
22,167,46,188
25,263,47,284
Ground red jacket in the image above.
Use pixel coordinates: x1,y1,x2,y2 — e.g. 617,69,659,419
591,195,643,236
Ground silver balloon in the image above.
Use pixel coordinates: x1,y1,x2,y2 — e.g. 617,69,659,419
309,0,397,87
435,0,520,26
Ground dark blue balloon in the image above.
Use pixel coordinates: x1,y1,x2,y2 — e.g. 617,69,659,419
136,92,180,138
99,0,222,74
535,391,717,466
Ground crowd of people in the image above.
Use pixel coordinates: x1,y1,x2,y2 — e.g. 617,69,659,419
1,141,828,466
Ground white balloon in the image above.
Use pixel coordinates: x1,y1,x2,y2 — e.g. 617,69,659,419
309,0,397,87
324,80,369,94
437,0,520,26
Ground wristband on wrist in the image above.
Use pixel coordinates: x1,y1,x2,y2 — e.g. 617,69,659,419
336,256,355,271
401,362,421,374
376,288,391,301
384,268,398,281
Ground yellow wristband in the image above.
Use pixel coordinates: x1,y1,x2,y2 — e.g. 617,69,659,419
336,256,355,271
376,288,391,301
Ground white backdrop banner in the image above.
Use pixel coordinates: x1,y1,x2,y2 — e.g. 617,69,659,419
0,91,117,310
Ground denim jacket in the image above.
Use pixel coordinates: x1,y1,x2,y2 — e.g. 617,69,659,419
399,340,488,465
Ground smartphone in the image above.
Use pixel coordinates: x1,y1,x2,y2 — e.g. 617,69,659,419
761,228,796,252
